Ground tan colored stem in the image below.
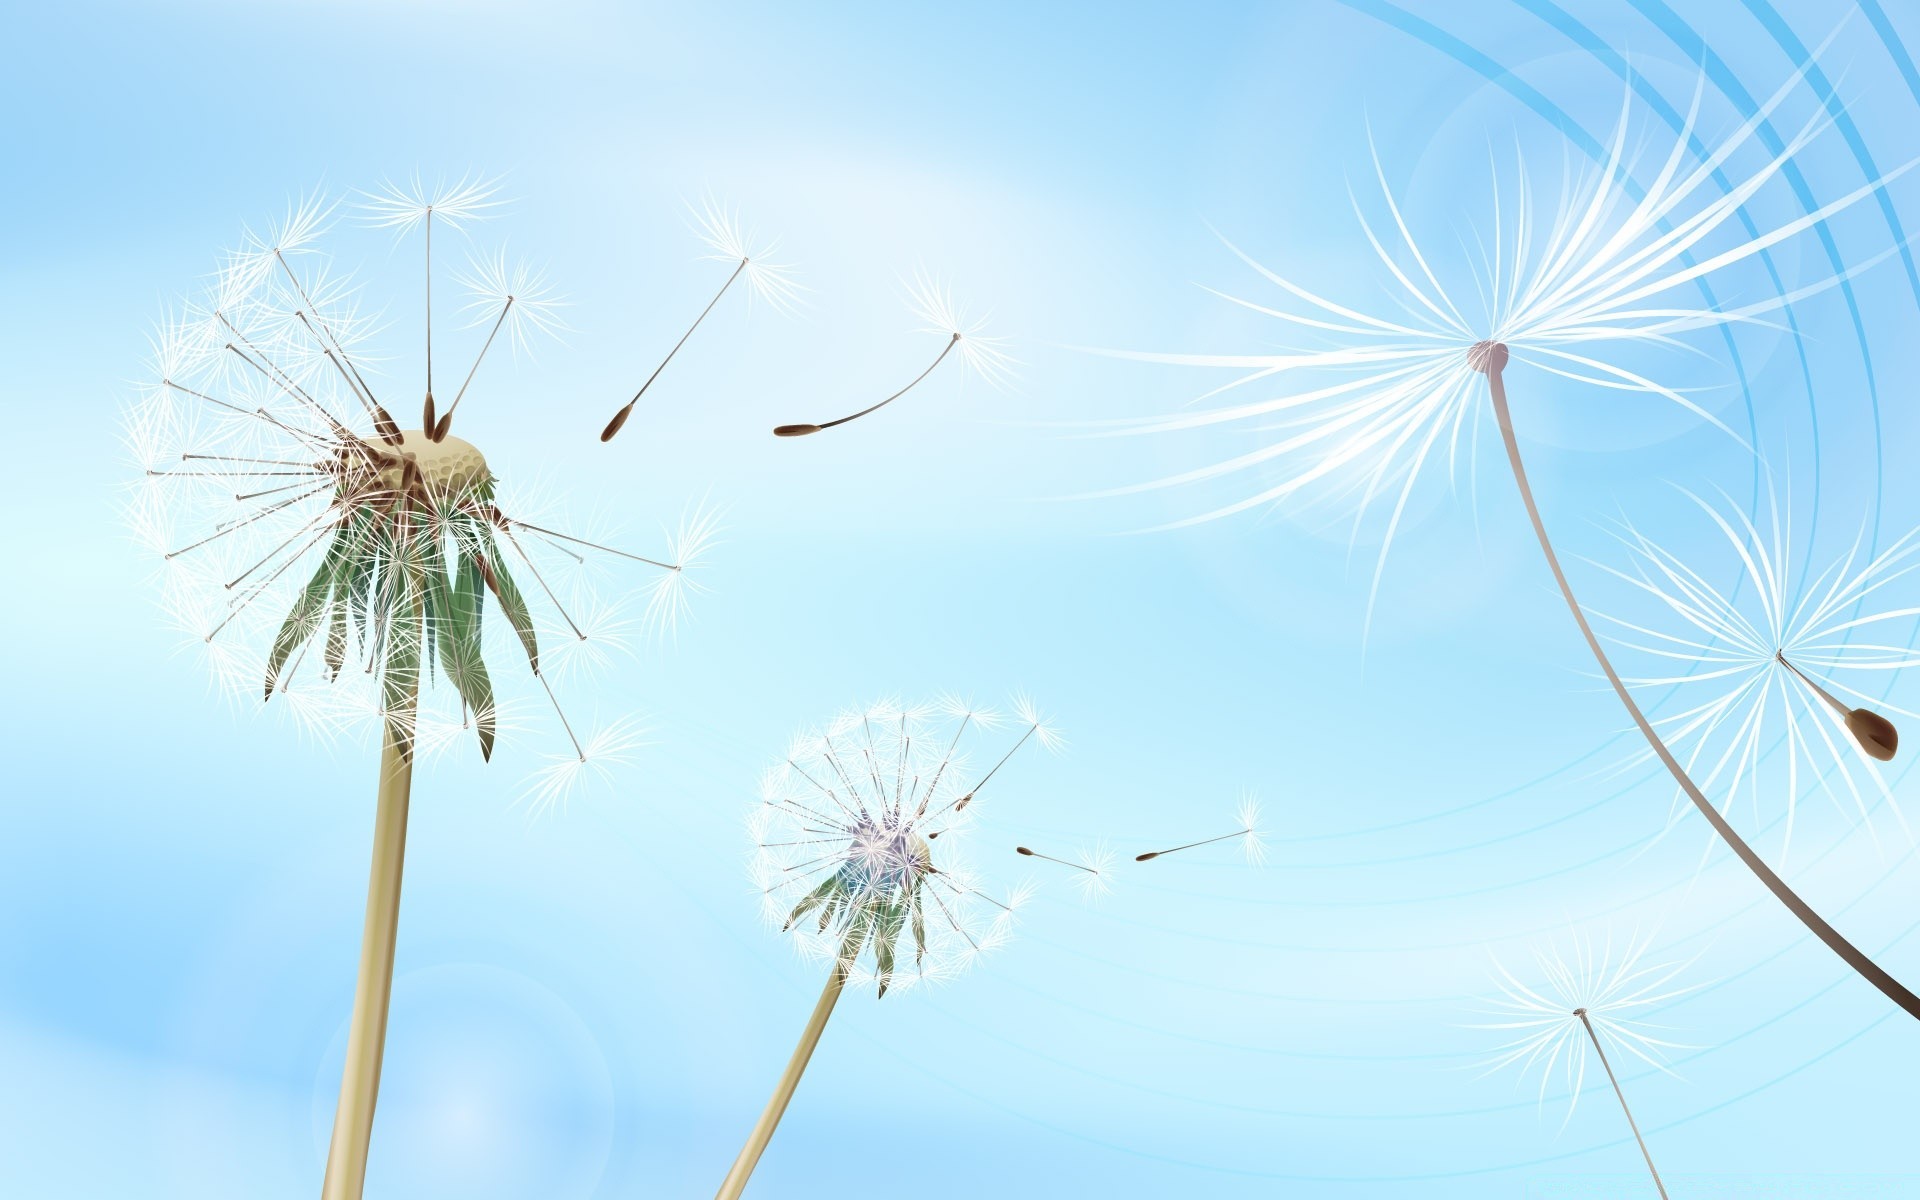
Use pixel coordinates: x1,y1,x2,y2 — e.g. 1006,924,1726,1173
320,705,418,1199
1485,364,1920,1020
1576,1011,1669,1199
714,964,848,1200
1776,650,1849,718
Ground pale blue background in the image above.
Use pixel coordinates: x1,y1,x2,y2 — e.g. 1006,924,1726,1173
4,1,1920,1196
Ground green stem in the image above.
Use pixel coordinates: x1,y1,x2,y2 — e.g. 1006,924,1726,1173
320,694,420,1199
1485,362,1920,1020
714,964,847,1200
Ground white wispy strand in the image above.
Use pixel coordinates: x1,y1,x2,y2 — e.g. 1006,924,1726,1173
907,270,1019,391
357,172,506,232
1476,927,1699,1123
643,501,725,641
690,197,807,314
457,247,569,353
1106,60,1914,592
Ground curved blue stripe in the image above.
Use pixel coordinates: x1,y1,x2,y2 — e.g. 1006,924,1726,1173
1525,0,1821,589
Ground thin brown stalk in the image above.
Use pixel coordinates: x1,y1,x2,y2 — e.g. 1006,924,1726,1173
1478,343,1920,1020
1575,1010,1669,1200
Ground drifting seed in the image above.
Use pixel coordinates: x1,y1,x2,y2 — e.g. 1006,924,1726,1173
773,423,820,437
601,403,635,442
1846,708,1899,761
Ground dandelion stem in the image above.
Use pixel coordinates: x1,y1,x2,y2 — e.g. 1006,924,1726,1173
438,298,513,441
1776,651,1848,718
714,962,847,1200
1481,345,1920,1020
424,211,435,430
1016,846,1097,874
506,519,676,570
603,257,747,442
273,249,397,438
773,332,959,437
320,673,419,1200
1575,1010,1669,1199
1134,829,1244,862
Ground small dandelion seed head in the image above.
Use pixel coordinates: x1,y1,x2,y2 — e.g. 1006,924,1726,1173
753,695,1051,995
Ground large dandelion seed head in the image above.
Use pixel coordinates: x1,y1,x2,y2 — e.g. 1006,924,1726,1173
752,696,1054,996
128,184,702,804
1596,489,1920,851
1476,927,1696,1121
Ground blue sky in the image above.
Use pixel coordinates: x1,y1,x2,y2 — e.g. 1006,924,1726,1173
5,1,1920,1196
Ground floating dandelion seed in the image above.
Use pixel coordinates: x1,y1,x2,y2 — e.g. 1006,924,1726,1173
1120,66,1920,1018
1135,795,1265,864
1016,841,1116,900
127,187,711,1200
773,271,1015,436
357,173,505,439
1479,929,1698,1198
601,199,801,441
1595,490,1917,855
722,696,1059,1199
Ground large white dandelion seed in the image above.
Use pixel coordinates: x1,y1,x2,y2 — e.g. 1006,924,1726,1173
1106,60,1920,1021
1595,489,1917,854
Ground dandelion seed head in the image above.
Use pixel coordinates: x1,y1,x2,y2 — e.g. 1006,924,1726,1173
753,696,1049,995
127,183,692,804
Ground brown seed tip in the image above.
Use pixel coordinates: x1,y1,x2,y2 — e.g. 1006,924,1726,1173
955,793,973,811
1572,1007,1588,1017
1846,708,1899,761
773,423,821,437
601,404,635,443
1467,340,1509,376
422,393,437,436
1016,846,1034,856
1135,851,1159,862
432,412,454,443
